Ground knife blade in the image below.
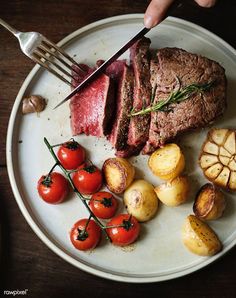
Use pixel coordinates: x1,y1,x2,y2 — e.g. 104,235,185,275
54,26,150,109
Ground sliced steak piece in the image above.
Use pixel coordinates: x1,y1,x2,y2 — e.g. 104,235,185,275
70,64,115,137
108,64,134,151
127,37,152,147
71,64,94,88
97,59,141,157
143,48,227,153
115,146,141,158
142,53,161,154
96,60,127,81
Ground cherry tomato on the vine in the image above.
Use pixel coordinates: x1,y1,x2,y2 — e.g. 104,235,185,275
106,214,140,246
37,172,69,204
72,165,103,194
89,191,118,219
57,139,85,170
70,218,101,251
77,162,88,170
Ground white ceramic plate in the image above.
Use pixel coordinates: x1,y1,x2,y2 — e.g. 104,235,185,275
7,15,236,283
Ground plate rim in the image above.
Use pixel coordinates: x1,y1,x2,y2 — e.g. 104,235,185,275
6,14,236,283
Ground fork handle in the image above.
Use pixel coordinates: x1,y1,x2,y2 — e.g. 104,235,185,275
0,18,20,36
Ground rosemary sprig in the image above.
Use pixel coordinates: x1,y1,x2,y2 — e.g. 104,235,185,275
130,80,214,117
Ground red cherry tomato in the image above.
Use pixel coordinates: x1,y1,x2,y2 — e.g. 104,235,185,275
106,214,140,246
57,139,85,170
77,162,88,169
37,172,69,204
72,165,103,194
70,218,101,251
89,191,118,219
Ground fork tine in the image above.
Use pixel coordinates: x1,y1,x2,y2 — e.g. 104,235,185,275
42,38,86,73
33,49,74,80
38,44,78,75
31,55,72,86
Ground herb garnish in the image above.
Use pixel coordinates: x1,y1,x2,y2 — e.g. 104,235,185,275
130,80,214,117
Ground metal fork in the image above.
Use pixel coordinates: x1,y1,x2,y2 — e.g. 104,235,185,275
0,18,85,86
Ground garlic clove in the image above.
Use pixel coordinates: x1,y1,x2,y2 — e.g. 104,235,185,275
22,95,46,114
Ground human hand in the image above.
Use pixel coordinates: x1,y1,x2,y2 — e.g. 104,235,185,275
144,0,216,28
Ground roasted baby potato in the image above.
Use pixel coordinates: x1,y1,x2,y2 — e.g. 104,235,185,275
182,215,222,256
154,176,189,207
124,179,158,222
103,157,135,194
148,143,185,180
199,128,236,191
193,183,226,220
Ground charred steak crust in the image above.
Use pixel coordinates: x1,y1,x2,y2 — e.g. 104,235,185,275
143,48,227,153
115,145,142,158
109,64,134,151
142,53,161,154
127,37,152,147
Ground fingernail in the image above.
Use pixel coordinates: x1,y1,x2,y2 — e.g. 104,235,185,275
195,0,216,7
144,15,155,29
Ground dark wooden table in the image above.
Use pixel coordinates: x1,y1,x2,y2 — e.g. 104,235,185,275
1,1,236,297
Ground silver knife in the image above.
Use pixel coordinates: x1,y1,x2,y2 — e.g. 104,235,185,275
54,27,150,109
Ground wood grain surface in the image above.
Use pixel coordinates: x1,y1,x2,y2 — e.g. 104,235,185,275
0,1,236,297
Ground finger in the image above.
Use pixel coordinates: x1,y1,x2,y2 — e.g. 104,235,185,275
144,0,175,29
194,0,216,8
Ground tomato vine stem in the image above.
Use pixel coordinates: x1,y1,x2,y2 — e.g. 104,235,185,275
43,137,111,241
78,214,92,240
42,163,58,186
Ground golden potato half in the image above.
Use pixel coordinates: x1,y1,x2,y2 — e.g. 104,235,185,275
103,157,135,194
193,183,226,220
154,176,189,207
182,215,222,256
199,128,236,191
124,179,158,222
148,143,185,180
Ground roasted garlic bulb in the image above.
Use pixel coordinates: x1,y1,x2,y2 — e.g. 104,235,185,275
199,128,236,191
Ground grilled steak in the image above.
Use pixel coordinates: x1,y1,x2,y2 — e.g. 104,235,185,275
70,64,115,137
127,37,152,147
143,48,227,153
70,45,227,157
108,64,134,151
